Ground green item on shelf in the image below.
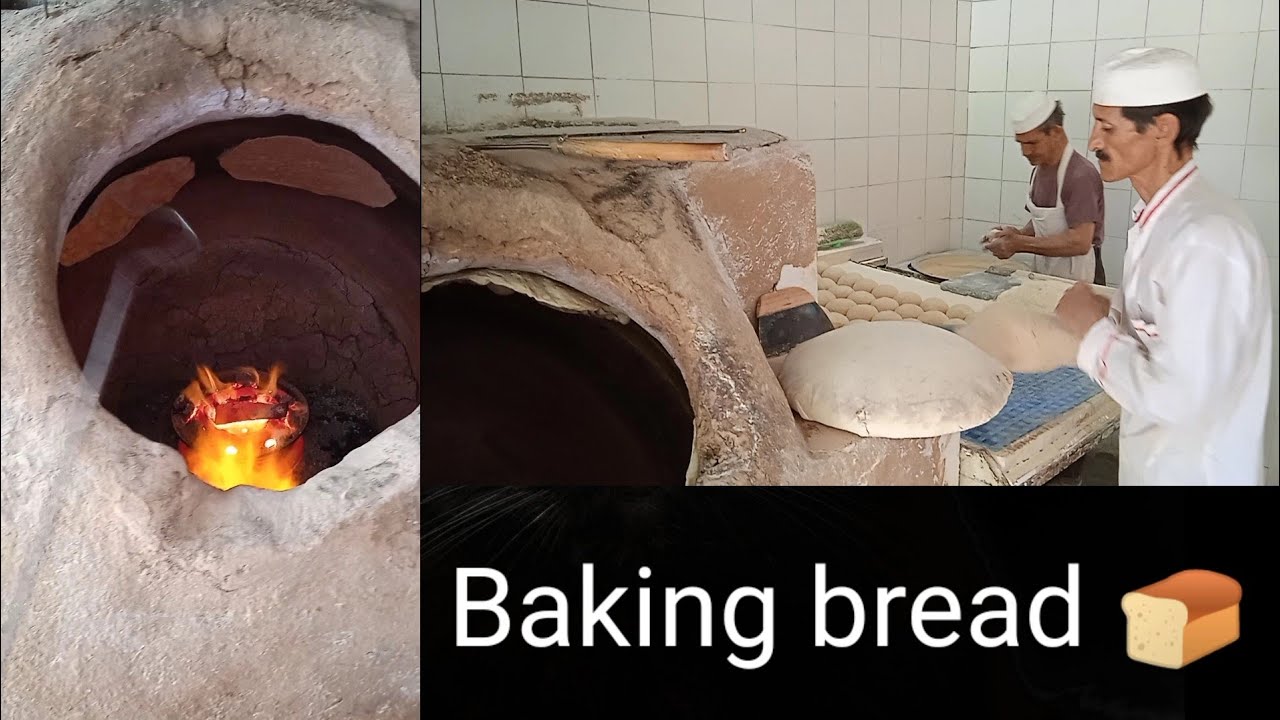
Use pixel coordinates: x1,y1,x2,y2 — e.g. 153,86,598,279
819,221,863,249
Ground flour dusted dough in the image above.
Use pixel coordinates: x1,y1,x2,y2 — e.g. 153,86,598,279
828,298,856,315
872,297,899,312
956,301,1080,373
846,304,877,321
919,310,949,326
779,322,1014,438
850,290,875,304
921,297,949,314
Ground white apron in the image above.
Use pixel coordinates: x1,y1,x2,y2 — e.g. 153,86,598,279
1076,162,1272,486
1025,142,1096,283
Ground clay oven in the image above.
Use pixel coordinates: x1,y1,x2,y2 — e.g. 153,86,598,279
2,0,420,716
424,122,966,487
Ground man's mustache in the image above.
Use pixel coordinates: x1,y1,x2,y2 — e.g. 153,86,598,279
1095,150,1111,162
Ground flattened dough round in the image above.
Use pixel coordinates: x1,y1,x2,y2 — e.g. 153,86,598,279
956,301,1080,373
779,322,1014,438
921,298,949,313
872,310,901,321
850,290,875,304
872,297,899,312
871,284,899,299
846,304,877,321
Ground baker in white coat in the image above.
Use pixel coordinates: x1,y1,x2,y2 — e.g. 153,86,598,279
1055,48,1274,486
981,92,1107,284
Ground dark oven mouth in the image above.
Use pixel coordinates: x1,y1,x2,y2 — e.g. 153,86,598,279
57,115,421,492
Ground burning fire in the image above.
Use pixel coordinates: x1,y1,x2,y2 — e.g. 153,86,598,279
176,363,304,492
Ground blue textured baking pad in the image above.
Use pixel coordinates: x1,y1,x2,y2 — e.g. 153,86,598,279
961,366,1103,451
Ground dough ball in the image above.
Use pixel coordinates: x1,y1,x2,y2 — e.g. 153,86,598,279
850,290,876,305
897,303,922,319
872,297,899,312
872,284,899,299
838,271,863,287
828,298,856,315
829,261,860,276
817,289,836,306
821,266,846,281
919,310,949,326
831,285,854,298
872,310,902,322
852,279,878,293
818,277,836,291
921,297,949,314
897,291,922,306
829,312,849,328
948,303,973,320
817,258,832,273
846,304,877,321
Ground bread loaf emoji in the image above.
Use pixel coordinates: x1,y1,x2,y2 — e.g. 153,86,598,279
1121,569,1241,669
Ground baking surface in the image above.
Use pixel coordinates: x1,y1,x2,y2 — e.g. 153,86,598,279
910,249,1031,281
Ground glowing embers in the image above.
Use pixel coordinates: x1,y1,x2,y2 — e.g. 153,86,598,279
173,364,309,491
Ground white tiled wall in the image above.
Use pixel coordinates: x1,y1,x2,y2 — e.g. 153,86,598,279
423,0,978,264
960,0,1279,483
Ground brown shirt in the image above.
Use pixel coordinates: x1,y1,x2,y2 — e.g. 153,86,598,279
1027,150,1106,248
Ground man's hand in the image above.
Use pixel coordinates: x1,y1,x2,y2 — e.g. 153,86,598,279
981,226,1022,260
1055,281,1111,338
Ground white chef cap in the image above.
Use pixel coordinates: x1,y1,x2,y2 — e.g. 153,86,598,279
1093,47,1207,107
1009,91,1058,134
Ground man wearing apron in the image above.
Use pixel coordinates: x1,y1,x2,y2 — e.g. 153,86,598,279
980,92,1106,285
1055,48,1273,486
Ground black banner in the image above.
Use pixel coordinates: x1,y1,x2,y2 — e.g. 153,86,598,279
424,487,1275,719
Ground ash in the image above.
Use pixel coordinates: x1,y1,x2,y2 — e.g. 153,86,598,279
295,384,376,480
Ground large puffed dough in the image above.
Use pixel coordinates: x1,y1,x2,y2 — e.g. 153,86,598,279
897,303,922,319
871,284,898,299
818,277,836,290
828,298,856,315
817,289,836,306
921,297,949,313
846,304,877,321
872,297,899,312
1121,570,1242,670
956,302,1079,373
852,279,878,293
850,290,875,304
831,285,854,299
778,322,1014,438
871,310,901,321
897,291,922,306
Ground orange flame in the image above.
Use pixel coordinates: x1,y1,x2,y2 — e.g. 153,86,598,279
179,363,302,492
